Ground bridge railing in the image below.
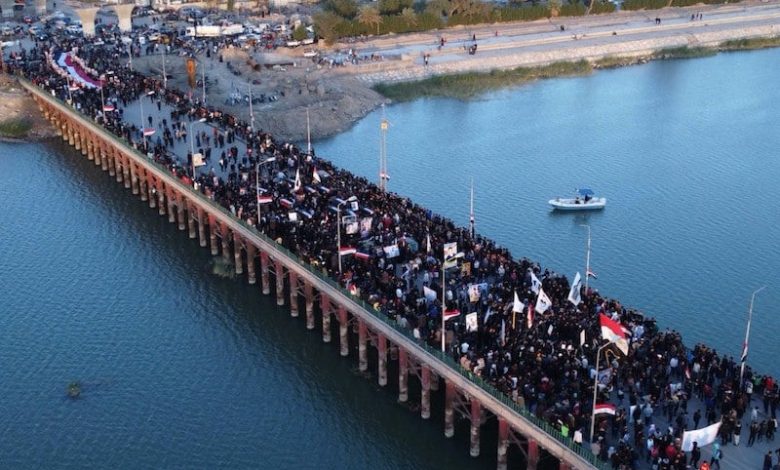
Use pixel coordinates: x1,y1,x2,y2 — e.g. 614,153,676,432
22,77,608,470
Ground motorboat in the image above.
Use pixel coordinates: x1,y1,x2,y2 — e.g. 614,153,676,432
549,188,606,211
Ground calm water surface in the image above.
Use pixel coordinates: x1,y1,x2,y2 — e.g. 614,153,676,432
2,47,779,468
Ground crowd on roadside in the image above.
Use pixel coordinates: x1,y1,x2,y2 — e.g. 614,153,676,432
5,26,780,470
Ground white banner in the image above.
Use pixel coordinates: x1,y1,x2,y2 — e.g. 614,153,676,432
681,422,722,452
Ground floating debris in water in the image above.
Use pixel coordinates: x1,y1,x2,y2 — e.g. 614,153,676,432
67,381,81,399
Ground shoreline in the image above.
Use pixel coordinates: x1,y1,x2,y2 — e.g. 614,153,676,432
372,36,780,102
0,75,57,141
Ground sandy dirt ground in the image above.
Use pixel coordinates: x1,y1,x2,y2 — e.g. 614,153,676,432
0,75,57,140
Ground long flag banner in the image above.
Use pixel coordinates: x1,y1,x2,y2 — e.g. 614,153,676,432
55,52,102,88
681,422,722,452
600,313,629,356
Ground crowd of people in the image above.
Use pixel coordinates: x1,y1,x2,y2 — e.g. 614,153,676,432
5,25,780,470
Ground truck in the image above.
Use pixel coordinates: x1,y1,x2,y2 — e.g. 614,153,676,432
184,24,244,38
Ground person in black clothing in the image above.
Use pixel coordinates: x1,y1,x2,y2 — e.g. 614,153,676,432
690,441,701,467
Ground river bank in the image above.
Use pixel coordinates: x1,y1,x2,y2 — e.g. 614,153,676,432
0,75,56,141
374,36,780,101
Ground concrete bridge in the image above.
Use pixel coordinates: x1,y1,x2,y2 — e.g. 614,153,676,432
20,77,605,470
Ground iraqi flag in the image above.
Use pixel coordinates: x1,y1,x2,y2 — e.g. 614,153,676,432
535,288,552,314
102,104,115,112
279,198,293,208
339,246,357,256
355,251,371,261
257,195,273,204
143,128,156,137
600,313,629,356
594,403,616,416
443,308,460,322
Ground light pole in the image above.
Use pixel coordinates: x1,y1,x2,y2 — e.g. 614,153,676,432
189,117,207,177
740,286,767,384
441,251,464,352
249,85,255,132
589,341,610,445
580,224,591,290
337,196,358,276
255,156,276,224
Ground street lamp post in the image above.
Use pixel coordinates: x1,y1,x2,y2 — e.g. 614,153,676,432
740,286,767,384
337,196,358,276
255,156,276,226
589,341,610,445
441,252,464,352
189,117,207,177
581,224,592,290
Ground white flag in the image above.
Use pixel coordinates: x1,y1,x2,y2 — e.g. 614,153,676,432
426,233,432,254
293,168,302,192
529,271,541,294
567,272,582,306
512,291,524,313
681,422,722,452
535,288,552,314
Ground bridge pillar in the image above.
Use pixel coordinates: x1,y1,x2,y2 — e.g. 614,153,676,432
114,4,134,33
85,136,94,160
497,418,509,470
470,398,481,457
139,172,148,202
260,251,270,294
358,319,368,372
246,244,256,285
100,142,109,171
431,372,440,391
421,366,431,419
274,260,284,306
208,214,219,256
527,439,540,470
157,184,165,215
148,180,156,209
177,199,188,232
444,381,455,438
398,348,408,402
337,305,348,357
130,163,139,195
76,8,99,37
108,145,116,177
377,334,387,387
320,293,331,337
188,203,197,239
122,155,131,189
73,129,81,151
220,224,231,262
233,232,243,274
303,283,314,330
289,273,299,318
167,188,176,223
68,126,76,147
197,208,207,247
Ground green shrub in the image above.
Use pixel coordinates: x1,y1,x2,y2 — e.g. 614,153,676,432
621,0,666,10
589,1,616,13
0,118,32,139
559,3,586,16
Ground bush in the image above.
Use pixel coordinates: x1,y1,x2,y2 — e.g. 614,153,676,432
589,1,616,13
292,25,308,41
558,2,586,16
494,5,550,22
325,0,358,19
0,118,32,139
621,0,666,10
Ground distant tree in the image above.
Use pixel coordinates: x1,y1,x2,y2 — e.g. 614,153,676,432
378,0,413,15
326,0,358,19
313,11,344,43
292,24,308,41
357,5,382,34
401,7,418,26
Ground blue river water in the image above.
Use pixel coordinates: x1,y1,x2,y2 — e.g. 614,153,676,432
1,47,779,468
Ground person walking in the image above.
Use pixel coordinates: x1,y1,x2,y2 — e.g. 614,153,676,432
749,420,759,446
734,420,742,446
690,441,701,468
763,451,773,470
709,442,722,469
